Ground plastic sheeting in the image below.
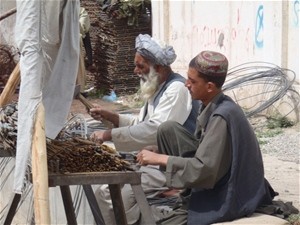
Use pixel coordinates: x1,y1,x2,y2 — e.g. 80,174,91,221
13,0,80,193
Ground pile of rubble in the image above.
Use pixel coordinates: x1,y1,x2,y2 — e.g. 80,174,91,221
80,0,152,95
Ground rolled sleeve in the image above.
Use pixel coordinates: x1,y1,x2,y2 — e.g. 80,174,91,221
111,120,158,151
118,114,138,127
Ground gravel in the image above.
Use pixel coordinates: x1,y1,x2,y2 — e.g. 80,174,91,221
251,119,300,214
251,118,300,164
260,129,300,164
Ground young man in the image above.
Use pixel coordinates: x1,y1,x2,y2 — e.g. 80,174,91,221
136,51,276,225
89,34,199,224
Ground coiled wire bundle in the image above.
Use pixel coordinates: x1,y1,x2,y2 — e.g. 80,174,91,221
223,62,299,120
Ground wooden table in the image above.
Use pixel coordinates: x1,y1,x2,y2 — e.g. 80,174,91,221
48,171,155,225
2,164,156,225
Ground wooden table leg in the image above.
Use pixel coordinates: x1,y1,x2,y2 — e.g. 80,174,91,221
108,184,128,225
3,193,21,225
131,184,156,224
60,186,78,225
82,185,105,225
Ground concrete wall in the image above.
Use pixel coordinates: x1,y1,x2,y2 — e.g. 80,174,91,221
152,0,299,83
0,1,16,46
1,0,299,81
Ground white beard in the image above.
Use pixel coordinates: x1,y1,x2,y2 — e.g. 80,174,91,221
140,66,160,101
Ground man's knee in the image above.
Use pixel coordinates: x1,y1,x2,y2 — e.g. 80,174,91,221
95,185,111,203
121,184,137,210
158,121,180,135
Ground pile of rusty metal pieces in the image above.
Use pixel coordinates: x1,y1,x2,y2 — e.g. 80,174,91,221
0,102,17,156
0,102,132,173
92,8,152,95
47,137,132,174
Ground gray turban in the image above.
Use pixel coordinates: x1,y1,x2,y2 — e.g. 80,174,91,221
135,34,177,66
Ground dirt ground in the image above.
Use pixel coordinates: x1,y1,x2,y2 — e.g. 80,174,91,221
70,96,300,213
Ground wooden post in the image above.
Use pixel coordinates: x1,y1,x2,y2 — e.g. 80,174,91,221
0,7,16,21
32,103,51,224
0,63,20,107
77,41,86,92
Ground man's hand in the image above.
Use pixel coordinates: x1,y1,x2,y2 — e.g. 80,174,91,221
90,106,119,127
136,150,169,166
90,106,105,121
90,130,112,143
143,145,159,153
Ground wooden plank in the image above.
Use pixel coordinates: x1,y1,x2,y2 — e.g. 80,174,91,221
48,171,141,187
0,8,16,21
131,184,156,224
77,45,86,92
31,103,51,224
82,185,105,225
47,171,156,224
109,184,127,225
0,63,20,107
3,193,21,225
60,186,78,225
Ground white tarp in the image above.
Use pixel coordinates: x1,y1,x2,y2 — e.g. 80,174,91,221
13,0,80,193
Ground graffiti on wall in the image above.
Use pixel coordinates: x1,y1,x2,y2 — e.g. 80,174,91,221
190,22,252,55
168,2,298,77
185,4,267,54
183,4,267,57
255,5,264,48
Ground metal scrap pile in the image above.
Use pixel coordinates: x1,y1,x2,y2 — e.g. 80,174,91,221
0,102,131,173
47,137,131,173
0,102,18,155
0,44,17,91
80,0,152,95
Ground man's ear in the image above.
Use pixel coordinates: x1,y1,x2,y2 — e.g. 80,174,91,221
154,64,160,72
207,82,216,92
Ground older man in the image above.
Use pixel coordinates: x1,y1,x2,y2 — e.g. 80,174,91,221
136,51,276,225
90,34,199,224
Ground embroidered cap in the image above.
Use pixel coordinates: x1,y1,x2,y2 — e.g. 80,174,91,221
195,51,228,77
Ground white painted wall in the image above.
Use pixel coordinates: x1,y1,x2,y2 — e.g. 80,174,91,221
152,0,299,82
1,0,299,81
0,0,16,46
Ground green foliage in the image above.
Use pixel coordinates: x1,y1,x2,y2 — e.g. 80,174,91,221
257,139,268,146
256,128,283,142
87,88,107,98
266,116,294,129
101,0,152,26
254,115,294,147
